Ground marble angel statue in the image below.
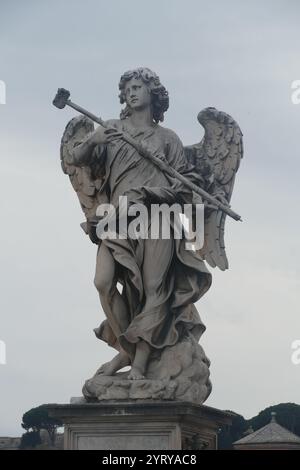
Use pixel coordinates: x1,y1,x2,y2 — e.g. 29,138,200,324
57,67,243,403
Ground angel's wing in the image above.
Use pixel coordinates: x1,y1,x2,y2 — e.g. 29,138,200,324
61,115,107,242
184,107,243,270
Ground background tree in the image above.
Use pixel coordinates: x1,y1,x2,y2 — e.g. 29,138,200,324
248,402,300,435
19,431,41,449
218,412,248,449
218,402,300,449
21,405,62,446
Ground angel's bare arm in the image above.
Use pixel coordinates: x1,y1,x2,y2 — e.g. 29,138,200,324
72,126,122,166
72,132,97,165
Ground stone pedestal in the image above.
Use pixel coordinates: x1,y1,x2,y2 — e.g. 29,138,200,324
46,401,232,450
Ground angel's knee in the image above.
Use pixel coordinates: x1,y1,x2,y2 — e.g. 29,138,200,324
94,244,116,296
94,275,111,297
94,270,116,297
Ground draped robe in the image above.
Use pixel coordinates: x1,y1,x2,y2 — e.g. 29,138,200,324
82,119,212,358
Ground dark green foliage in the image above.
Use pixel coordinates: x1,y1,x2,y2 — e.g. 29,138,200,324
218,412,248,449
19,431,41,449
218,403,300,449
248,403,300,436
21,405,62,446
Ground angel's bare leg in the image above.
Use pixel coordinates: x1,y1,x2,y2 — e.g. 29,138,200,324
95,352,130,376
128,237,173,380
128,340,151,380
94,243,130,375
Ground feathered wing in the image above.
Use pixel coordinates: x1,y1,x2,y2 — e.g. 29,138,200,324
60,115,107,242
184,107,243,270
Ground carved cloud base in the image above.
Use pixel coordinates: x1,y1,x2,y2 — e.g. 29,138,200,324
83,335,212,404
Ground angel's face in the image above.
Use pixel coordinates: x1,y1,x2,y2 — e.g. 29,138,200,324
124,78,151,111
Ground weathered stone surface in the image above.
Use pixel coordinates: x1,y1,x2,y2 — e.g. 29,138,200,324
46,401,232,450
83,335,211,404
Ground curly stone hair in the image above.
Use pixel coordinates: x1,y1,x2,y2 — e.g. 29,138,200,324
118,67,169,123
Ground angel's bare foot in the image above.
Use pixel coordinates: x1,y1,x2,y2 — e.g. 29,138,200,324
127,366,145,380
127,340,151,380
96,352,130,376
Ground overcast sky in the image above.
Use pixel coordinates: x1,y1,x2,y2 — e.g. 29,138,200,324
0,0,299,436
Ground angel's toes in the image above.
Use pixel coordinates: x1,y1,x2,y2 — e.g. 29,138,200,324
128,368,145,380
